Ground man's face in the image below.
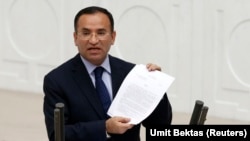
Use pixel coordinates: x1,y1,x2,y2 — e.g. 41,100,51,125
74,12,116,65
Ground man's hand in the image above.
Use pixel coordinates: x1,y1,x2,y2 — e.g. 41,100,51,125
106,116,134,134
146,63,161,71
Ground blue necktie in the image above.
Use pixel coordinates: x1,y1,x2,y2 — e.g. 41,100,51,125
94,67,111,113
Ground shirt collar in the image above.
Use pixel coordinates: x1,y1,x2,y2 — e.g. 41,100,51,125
80,55,111,74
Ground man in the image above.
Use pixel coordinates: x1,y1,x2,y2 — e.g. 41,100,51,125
43,6,172,141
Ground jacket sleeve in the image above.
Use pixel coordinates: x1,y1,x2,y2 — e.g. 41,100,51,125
142,93,172,127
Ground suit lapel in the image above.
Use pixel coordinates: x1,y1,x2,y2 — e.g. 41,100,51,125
110,66,124,98
109,56,135,99
71,54,106,118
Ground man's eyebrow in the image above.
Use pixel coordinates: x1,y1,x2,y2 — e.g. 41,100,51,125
80,28,90,31
97,29,107,32
79,28,107,32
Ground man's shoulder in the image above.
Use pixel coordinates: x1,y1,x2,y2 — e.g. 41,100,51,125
109,55,135,68
45,54,80,77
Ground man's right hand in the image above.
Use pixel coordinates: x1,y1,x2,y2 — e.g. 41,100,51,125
106,116,134,134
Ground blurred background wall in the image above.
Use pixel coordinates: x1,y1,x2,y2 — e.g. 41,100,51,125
1,0,250,123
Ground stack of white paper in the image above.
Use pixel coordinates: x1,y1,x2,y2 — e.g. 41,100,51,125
107,64,175,124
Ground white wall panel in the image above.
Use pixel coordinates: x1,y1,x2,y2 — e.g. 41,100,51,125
0,0,63,92
203,0,250,121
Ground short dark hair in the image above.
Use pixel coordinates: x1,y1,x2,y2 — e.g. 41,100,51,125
74,6,114,32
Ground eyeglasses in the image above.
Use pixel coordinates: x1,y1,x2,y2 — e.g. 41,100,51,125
77,31,110,40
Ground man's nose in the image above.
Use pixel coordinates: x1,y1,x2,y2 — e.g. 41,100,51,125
89,33,99,43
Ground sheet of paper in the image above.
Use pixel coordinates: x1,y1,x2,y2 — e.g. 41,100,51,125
107,64,175,124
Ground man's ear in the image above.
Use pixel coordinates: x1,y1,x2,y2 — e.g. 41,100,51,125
73,32,78,46
111,31,116,45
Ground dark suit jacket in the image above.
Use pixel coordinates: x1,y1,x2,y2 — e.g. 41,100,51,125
43,53,172,141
